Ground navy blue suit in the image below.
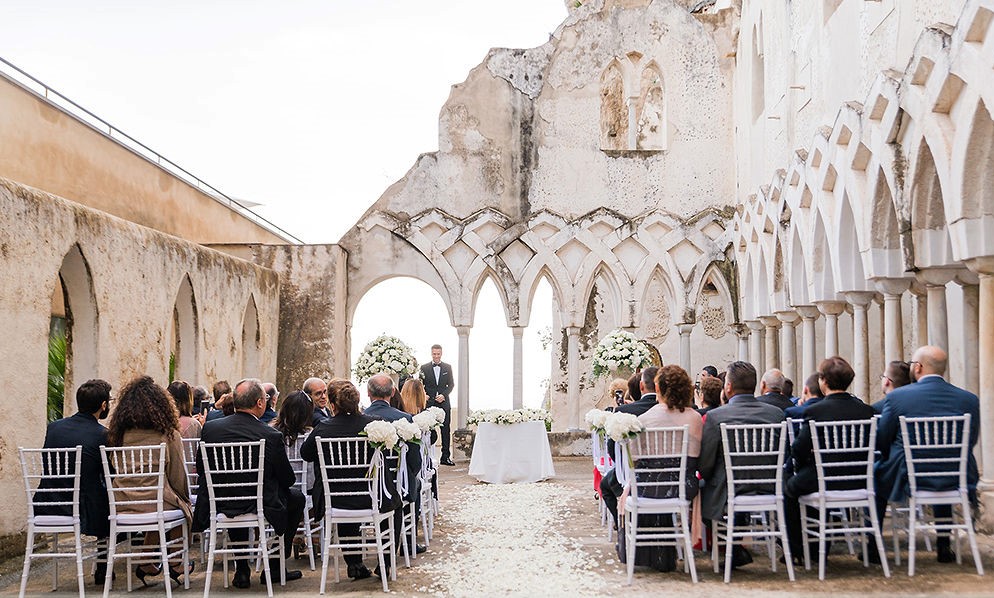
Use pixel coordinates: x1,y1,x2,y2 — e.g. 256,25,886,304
784,396,823,421
363,400,422,503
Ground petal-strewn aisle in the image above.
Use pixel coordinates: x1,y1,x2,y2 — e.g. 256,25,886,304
418,481,608,597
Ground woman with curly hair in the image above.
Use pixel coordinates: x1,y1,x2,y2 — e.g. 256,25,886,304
166,380,201,439
106,375,193,585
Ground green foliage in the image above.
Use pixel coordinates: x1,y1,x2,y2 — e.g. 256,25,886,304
168,352,176,383
47,330,66,423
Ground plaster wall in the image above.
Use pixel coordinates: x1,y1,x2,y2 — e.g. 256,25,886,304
0,176,279,535
0,74,287,245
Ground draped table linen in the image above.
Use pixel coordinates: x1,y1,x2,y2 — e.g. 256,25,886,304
468,421,555,484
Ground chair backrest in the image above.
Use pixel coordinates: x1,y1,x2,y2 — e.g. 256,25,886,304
419,431,435,479
720,422,787,501
313,437,381,512
900,414,970,495
383,445,409,499
199,440,266,519
591,431,613,471
284,433,312,494
20,446,82,520
807,418,877,494
785,417,802,447
620,426,690,502
100,444,168,518
181,437,199,495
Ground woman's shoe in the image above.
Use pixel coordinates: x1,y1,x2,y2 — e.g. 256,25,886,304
168,560,196,584
134,565,162,587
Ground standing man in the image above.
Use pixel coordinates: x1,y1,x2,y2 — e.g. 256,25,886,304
420,345,455,466
304,377,330,425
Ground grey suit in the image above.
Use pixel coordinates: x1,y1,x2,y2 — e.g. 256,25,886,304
698,394,786,521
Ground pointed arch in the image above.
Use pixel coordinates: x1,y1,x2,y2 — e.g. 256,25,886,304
960,99,994,221
771,237,789,311
600,60,627,151
910,139,955,267
468,269,513,327
583,263,624,331
169,274,200,383
636,61,666,150
811,212,838,301
55,244,99,415
868,166,906,276
241,294,260,378
788,225,810,306
836,193,868,291
519,266,565,328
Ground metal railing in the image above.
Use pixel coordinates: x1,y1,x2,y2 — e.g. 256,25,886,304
0,55,303,244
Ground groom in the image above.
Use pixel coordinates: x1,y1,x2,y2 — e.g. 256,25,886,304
420,344,455,466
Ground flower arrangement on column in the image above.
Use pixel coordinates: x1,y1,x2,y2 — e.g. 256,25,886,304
591,329,653,379
353,333,419,382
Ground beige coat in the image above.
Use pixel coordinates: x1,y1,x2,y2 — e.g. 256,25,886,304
115,428,192,525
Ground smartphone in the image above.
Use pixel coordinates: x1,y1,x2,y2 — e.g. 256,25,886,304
614,389,624,406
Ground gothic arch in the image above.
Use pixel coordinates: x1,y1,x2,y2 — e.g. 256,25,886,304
241,294,260,378
56,244,99,414
835,193,869,291
600,59,627,151
788,224,810,305
169,274,200,382
909,138,956,268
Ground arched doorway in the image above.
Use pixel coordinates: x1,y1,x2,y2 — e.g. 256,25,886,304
241,295,260,378
50,244,99,419
168,274,200,383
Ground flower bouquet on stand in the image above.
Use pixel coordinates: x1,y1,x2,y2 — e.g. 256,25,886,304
591,329,653,379
353,334,419,382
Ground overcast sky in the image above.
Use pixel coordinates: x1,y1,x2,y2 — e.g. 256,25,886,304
2,0,567,409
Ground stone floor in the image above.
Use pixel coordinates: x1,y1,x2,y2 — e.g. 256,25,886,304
3,457,994,596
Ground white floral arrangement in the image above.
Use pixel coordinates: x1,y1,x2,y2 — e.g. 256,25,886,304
361,420,399,451
352,334,419,382
591,329,652,378
467,408,553,431
393,419,423,444
584,408,610,433
413,407,445,434
603,411,644,442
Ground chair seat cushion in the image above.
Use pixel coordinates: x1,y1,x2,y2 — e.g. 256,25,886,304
329,508,375,519
116,509,185,525
625,496,689,510
32,515,77,527
216,513,262,523
799,489,869,504
729,494,779,508
915,490,962,500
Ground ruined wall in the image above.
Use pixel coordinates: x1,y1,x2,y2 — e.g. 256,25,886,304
0,74,287,245
0,176,279,536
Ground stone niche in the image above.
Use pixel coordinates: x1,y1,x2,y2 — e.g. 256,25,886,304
600,52,667,152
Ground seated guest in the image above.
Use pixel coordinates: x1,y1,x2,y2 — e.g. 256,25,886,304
167,380,202,439
192,385,210,421
194,378,304,588
599,366,660,529
758,368,794,411
304,377,331,425
699,361,785,568
697,365,718,387
205,380,231,422
784,357,874,562
37,379,112,585
617,365,704,571
274,390,314,448
260,383,279,424
784,373,825,420
301,380,400,580
875,346,979,563
389,387,403,410
107,376,193,585
784,378,797,405
400,379,428,416
625,371,642,404
696,376,722,416
872,360,911,414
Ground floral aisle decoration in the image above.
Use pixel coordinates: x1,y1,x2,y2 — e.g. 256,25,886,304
352,334,419,382
603,412,644,443
393,419,423,444
584,408,610,434
467,408,553,431
591,329,652,378
413,407,445,434
361,420,400,451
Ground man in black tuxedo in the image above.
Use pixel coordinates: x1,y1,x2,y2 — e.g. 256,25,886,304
194,378,305,588
758,368,795,411
364,374,426,555
598,366,660,527
420,344,455,465
37,379,112,585
784,356,875,561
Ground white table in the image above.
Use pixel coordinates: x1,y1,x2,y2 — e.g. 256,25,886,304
468,420,556,484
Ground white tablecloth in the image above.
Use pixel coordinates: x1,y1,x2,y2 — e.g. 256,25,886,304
468,420,556,484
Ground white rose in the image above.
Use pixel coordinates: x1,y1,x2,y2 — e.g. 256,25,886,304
393,419,422,442
427,406,446,424
363,420,399,449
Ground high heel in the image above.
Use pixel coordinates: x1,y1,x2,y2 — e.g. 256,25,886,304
168,560,196,584
134,564,162,587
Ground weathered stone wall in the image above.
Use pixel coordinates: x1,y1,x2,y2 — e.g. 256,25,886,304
0,176,279,536
0,74,287,245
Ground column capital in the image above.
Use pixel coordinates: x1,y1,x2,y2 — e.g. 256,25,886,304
744,319,766,332
730,322,749,337
916,266,962,287
966,256,994,276
956,270,981,286
873,277,912,297
565,326,581,336
677,323,695,335
758,315,781,329
814,300,847,316
510,326,525,337
456,326,472,336
794,305,821,320
844,291,876,307
774,310,800,324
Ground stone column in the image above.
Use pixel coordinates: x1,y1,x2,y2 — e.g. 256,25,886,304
966,258,994,528
566,326,581,430
758,315,781,372
511,326,524,410
875,278,911,362
795,305,820,379
909,282,929,349
845,292,876,403
677,323,694,373
456,326,471,429
745,320,765,369
775,310,800,384
731,323,750,362
815,301,846,358
959,279,980,395
917,268,959,351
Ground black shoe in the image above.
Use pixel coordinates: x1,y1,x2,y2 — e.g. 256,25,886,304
347,564,372,580
168,560,195,584
441,458,455,466
93,563,114,586
937,545,956,563
416,544,428,554
232,568,251,589
374,565,392,579
867,543,882,565
135,565,162,587
730,545,753,569
259,568,303,584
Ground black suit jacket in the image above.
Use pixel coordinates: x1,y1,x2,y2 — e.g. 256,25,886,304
420,361,454,410
312,406,332,427
758,392,795,412
193,412,297,534
363,400,422,502
788,393,875,496
37,412,110,537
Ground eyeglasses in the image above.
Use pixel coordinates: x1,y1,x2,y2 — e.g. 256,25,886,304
309,389,327,397
908,360,921,368
879,374,891,381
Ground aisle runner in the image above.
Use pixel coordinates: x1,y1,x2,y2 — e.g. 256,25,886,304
419,482,607,597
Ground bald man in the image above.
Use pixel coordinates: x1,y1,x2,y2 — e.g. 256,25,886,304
874,345,980,563
757,368,794,411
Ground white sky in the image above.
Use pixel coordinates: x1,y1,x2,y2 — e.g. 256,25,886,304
1,0,567,409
